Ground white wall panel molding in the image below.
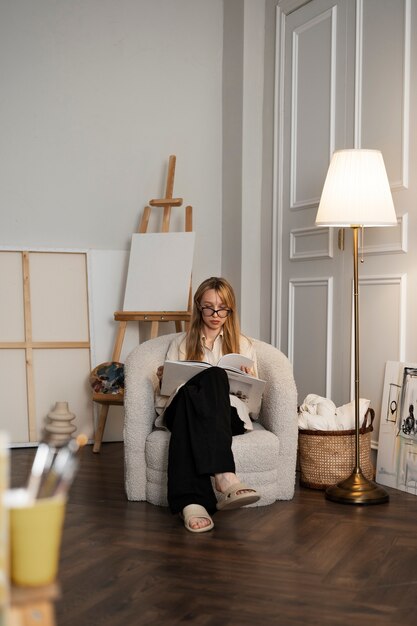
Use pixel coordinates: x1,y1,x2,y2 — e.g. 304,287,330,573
290,226,333,260
271,5,286,348
362,214,408,256
357,274,407,362
355,0,411,190
290,6,336,210
402,0,411,190
278,0,312,16
288,277,333,397
350,273,407,444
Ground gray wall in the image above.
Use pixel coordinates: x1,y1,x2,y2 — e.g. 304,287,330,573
222,0,276,342
0,0,224,289
222,0,244,308
0,0,277,343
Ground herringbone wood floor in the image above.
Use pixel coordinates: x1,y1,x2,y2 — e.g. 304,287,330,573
10,443,417,626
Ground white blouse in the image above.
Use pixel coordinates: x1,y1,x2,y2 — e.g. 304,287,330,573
154,332,258,430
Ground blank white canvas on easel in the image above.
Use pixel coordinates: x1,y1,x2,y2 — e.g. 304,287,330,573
123,232,195,311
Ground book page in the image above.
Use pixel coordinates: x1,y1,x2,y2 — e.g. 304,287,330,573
160,360,265,416
217,353,254,372
160,360,210,396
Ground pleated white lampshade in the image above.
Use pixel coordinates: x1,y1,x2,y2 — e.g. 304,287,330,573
315,149,397,227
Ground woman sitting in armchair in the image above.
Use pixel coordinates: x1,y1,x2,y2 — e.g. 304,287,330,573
155,276,260,533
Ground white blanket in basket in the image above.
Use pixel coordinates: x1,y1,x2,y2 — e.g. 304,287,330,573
298,394,371,431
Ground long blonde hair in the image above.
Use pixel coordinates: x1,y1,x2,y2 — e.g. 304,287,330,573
185,277,241,361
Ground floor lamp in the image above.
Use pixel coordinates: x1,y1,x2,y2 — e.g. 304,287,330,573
315,149,397,505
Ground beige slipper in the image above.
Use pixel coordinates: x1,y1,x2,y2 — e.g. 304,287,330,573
216,482,260,511
181,504,214,533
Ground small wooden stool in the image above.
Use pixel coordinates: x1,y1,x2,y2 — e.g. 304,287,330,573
8,583,59,626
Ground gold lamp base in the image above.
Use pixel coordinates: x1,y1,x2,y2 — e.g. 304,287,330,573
325,469,389,505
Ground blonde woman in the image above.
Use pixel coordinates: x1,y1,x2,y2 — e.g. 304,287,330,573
156,277,260,533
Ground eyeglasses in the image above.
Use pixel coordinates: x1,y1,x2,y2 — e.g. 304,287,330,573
199,306,232,318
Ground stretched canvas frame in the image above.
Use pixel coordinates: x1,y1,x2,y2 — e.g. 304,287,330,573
0,249,92,444
123,232,195,312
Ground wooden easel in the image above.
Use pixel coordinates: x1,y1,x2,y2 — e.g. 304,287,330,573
92,155,193,452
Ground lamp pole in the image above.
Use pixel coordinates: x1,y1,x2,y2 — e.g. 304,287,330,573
325,226,389,504
353,226,361,470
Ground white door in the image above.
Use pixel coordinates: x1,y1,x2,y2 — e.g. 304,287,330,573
274,0,417,444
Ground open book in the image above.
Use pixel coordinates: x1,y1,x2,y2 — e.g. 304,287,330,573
160,354,266,416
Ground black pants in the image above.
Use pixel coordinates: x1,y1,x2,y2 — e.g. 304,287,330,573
164,366,245,515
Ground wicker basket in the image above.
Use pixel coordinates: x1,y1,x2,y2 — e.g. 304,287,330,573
298,408,375,489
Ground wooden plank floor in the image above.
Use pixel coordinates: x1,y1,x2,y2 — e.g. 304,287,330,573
10,443,417,626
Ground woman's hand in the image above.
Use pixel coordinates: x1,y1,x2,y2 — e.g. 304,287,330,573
156,366,164,388
240,366,254,376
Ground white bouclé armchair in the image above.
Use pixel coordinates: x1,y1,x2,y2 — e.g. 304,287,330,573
124,333,298,506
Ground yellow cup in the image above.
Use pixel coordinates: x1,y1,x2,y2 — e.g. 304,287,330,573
8,492,66,587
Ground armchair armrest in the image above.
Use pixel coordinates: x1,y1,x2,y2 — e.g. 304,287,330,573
254,339,298,498
124,333,177,500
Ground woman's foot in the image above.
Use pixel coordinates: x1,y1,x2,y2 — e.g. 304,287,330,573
214,472,254,497
214,472,260,511
181,504,214,533
188,516,212,531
